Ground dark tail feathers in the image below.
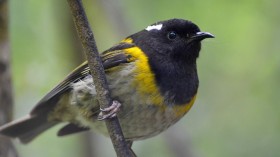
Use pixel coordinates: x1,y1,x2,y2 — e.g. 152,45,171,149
0,114,57,143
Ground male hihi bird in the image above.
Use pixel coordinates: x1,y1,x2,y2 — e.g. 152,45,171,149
0,18,214,144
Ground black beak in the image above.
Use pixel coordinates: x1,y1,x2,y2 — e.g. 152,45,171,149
188,32,214,43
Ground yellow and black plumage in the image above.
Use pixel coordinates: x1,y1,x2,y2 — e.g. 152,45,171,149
0,18,214,143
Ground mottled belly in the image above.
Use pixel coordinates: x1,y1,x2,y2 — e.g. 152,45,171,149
68,63,195,140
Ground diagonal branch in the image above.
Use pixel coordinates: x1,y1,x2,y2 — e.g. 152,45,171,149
66,0,133,156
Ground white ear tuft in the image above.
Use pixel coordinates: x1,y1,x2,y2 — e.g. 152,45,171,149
145,24,163,31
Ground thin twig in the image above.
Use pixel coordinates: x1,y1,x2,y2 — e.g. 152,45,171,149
66,0,133,156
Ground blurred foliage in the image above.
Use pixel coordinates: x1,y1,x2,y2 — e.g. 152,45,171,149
9,0,280,157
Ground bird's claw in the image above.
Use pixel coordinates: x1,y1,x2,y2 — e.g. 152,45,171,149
98,100,121,120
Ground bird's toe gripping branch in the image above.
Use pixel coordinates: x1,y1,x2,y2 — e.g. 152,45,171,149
98,100,121,120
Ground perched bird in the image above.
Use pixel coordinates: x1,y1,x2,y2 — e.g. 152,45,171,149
0,18,214,144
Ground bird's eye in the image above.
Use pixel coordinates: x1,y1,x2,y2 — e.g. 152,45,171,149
167,31,177,40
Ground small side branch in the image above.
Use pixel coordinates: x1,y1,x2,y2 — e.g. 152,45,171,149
66,0,133,156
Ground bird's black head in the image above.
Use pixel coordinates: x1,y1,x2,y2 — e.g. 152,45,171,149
131,18,214,64
129,19,214,105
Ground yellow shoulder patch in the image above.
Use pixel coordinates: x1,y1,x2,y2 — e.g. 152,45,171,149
124,46,164,105
121,38,133,44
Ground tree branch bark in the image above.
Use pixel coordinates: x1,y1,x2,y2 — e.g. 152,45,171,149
0,1,18,157
66,0,133,156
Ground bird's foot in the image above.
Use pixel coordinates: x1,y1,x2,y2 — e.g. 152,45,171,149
97,100,121,120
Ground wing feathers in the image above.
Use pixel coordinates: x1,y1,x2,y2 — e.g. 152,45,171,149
31,42,135,115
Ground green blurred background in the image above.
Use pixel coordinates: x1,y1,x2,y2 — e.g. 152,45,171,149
9,0,280,157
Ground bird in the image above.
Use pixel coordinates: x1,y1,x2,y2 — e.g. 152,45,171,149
0,18,214,144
